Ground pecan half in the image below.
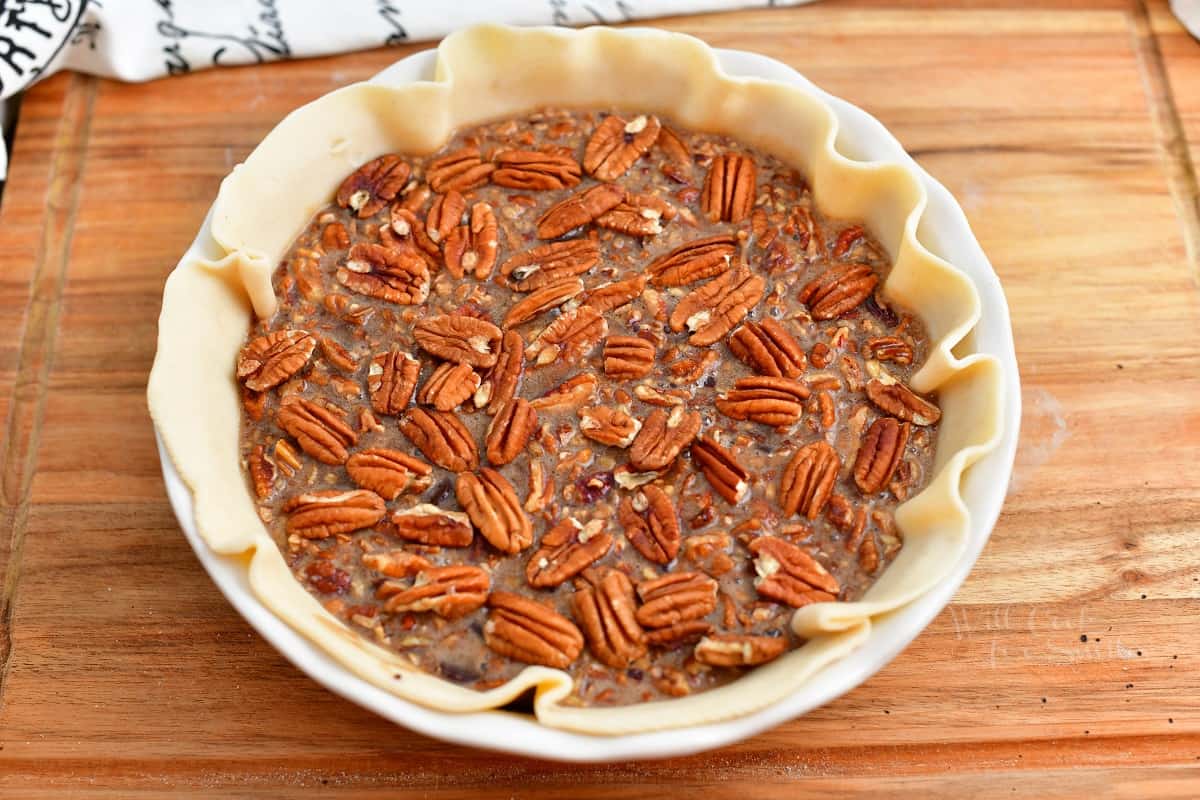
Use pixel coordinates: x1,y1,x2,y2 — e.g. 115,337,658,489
629,406,702,472
595,194,672,238
336,243,430,305
413,315,502,368
379,564,489,619
526,519,613,588
645,620,713,648
247,444,275,498
646,235,737,288
701,153,756,223
656,125,691,166
236,329,315,391
865,379,942,426
583,114,661,181
418,361,481,411
525,459,555,513
853,417,911,494
528,305,607,366
485,398,537,466
500,238,600,292
336,154,411,218
579,274,646,313
530,373,598,411
276,397,357,464
668,266,766,346
483,330,525,414
387,206,440,264
750,535,840,607
619,485,682,564
390,503,474,547
690,436,749,504
502,277,584,327
798,263,879,320
578,405,641,448
728,318,807,379
444,202,499,279
283,489,385,538
456,468,533,554
572,569,647,668
715,376,811,427
346,448,432,500
367,346,420,415
426,146,495,193
536,183,625,239
425,190,466,244
484,591,584,669
636,572,718,628
603,336,655,380
866,335,914,365
492,149,582,190
398,408,479,472
694,634,786,667
779,441,839,519
363,550,431,578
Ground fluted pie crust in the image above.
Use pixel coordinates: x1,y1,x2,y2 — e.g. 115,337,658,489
147,24,1004,734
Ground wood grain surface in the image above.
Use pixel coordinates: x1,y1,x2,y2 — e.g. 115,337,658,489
1,1,1198,797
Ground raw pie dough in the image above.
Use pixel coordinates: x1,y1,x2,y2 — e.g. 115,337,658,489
147,24,1004,735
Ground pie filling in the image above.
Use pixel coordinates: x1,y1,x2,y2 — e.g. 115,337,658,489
235,108,941,707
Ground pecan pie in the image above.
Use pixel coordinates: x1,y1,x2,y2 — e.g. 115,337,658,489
235,109,941,707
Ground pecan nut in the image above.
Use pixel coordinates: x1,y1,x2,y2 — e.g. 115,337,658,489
572,569,647,668
500,239,600,292
655,124,691,166
378,564,489,619
276,397,357,464
456,468,533,554
618,485,682,564
536,183,625,239
578,405,641,448
526,519,613,588
386,206,440,264
390,503,474,547
715,376,811,427
694,634,786,667
482,330,525,414
247,444,275,499
336,154,411,218
645,620,713,648
629,406,702,472
492,149,582,190
636,572,718,628
750,535,840,607
426,145,495,193
701,153,756,223
336,243,431,305
283,489,385,538
425,190,466,244
583,114,661,181
418,361,481,411
690,436,749,504
603,336,655,380
367,346,420,415
485,398,537,466
798,263,879,320
579,274,646,313
865,379,941,426
728,318,807,379
444,202,499,279
363,549,431,578
236,329,316,391
668,266,765,346
484,591,584,669
398,407,479,472
502,277,584,327
866,335,914,365
528,305,607,366
853,416,910,494
346,448,432,500
529,373,597,411
646,235,737,288
779,441,839,519
413,315,502,368
595,193,673,238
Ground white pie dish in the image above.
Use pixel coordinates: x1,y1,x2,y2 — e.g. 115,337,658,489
150,25,1020,760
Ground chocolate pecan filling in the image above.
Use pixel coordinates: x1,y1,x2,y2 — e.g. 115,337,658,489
236,108,940,706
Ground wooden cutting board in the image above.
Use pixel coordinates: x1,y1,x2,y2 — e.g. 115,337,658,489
1,1,1198,796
